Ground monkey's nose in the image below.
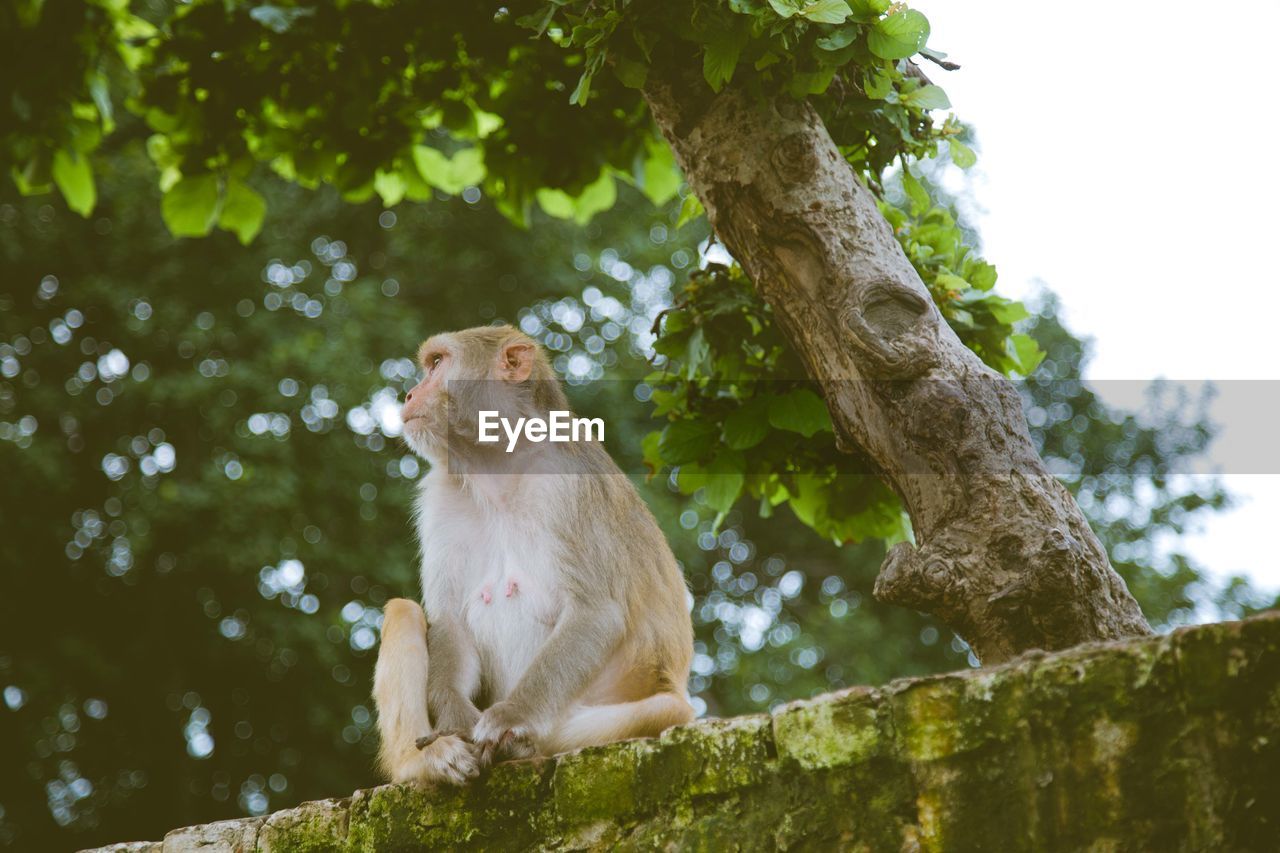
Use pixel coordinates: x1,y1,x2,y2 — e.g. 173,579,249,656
405,389,415,403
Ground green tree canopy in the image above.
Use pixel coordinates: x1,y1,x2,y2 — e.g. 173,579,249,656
4,0,960,231
3,0,1047,555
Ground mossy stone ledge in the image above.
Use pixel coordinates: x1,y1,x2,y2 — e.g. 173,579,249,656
87,612,1280,851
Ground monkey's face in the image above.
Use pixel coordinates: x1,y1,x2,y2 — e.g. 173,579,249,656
401,336,454,459
400,327,544,463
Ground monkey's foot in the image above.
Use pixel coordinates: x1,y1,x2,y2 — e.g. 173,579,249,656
395,734,479,786
478,729,536,769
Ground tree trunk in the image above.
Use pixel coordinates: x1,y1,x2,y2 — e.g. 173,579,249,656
642,67,1151,663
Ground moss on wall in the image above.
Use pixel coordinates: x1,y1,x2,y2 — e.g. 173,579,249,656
88,612,1280,852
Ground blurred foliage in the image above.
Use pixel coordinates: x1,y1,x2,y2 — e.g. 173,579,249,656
0,142,695,847
1,142,1275,850
2,0,1048,578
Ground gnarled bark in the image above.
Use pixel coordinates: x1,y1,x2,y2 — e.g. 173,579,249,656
642,66,1150,663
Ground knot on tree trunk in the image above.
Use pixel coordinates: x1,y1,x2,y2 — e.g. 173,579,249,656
843,281,938,379
874,540,966,617
876,518,1132,663
770,133,818,184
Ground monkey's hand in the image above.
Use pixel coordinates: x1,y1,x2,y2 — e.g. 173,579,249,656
472,700,537,768
397,734,479,787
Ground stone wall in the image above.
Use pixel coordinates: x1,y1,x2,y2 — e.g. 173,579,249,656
89,612,1280,851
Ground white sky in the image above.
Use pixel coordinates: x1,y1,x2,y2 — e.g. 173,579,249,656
919,0,1280,594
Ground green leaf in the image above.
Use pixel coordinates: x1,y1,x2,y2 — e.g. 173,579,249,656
570,71,593,106
989,300,1030,324
535,170,617,225
658,419,720,465
683,327,709,379
570,53,605,106
867,9,930,59
12,154,51,195
902,84,950,110
656,309,690,338
516,5,555,35
613,54,648,89
969,260,997,290
949,138,977,169
373,169,406,207
676,193,705,228
639,136,681,207
442,147,485,190
768,0,801,18
787,67,838,97
649,388,681,417
756,475,791,509
576,177,618,223
786,473,828,529
703,451,746,513
89,73,114,132
52,149,95,217
948,308,975,329
216,178,266,245
703,29,748,92
862,67,893,99
849,0,891,19
1007,333,1045,375
800,0,852,24
534,188,575,219
641,430,664,479
723,396,773,450
768,389,833,437
676,462,709,494
473,109,502,139
816,25,859,51
412,146,485,195
900,164,929,214
755,52,781,70
161,173,220,238
341,182,376,204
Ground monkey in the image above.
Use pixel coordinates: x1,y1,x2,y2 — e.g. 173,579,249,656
373,325,695,785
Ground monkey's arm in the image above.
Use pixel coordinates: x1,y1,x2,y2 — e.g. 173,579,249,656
472,599,625,746
426,614,483,735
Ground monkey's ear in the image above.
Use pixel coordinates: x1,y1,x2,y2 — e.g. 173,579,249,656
497,341,536,383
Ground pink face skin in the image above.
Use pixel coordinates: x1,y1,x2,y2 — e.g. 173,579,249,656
400,337,452,457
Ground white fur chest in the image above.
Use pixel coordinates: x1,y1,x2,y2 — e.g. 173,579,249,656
415,472,565,700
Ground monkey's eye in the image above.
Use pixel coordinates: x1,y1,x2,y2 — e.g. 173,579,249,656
430,354,443,369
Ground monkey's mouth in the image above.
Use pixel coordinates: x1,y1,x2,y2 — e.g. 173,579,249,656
401,416,443,442
401,415,431,435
